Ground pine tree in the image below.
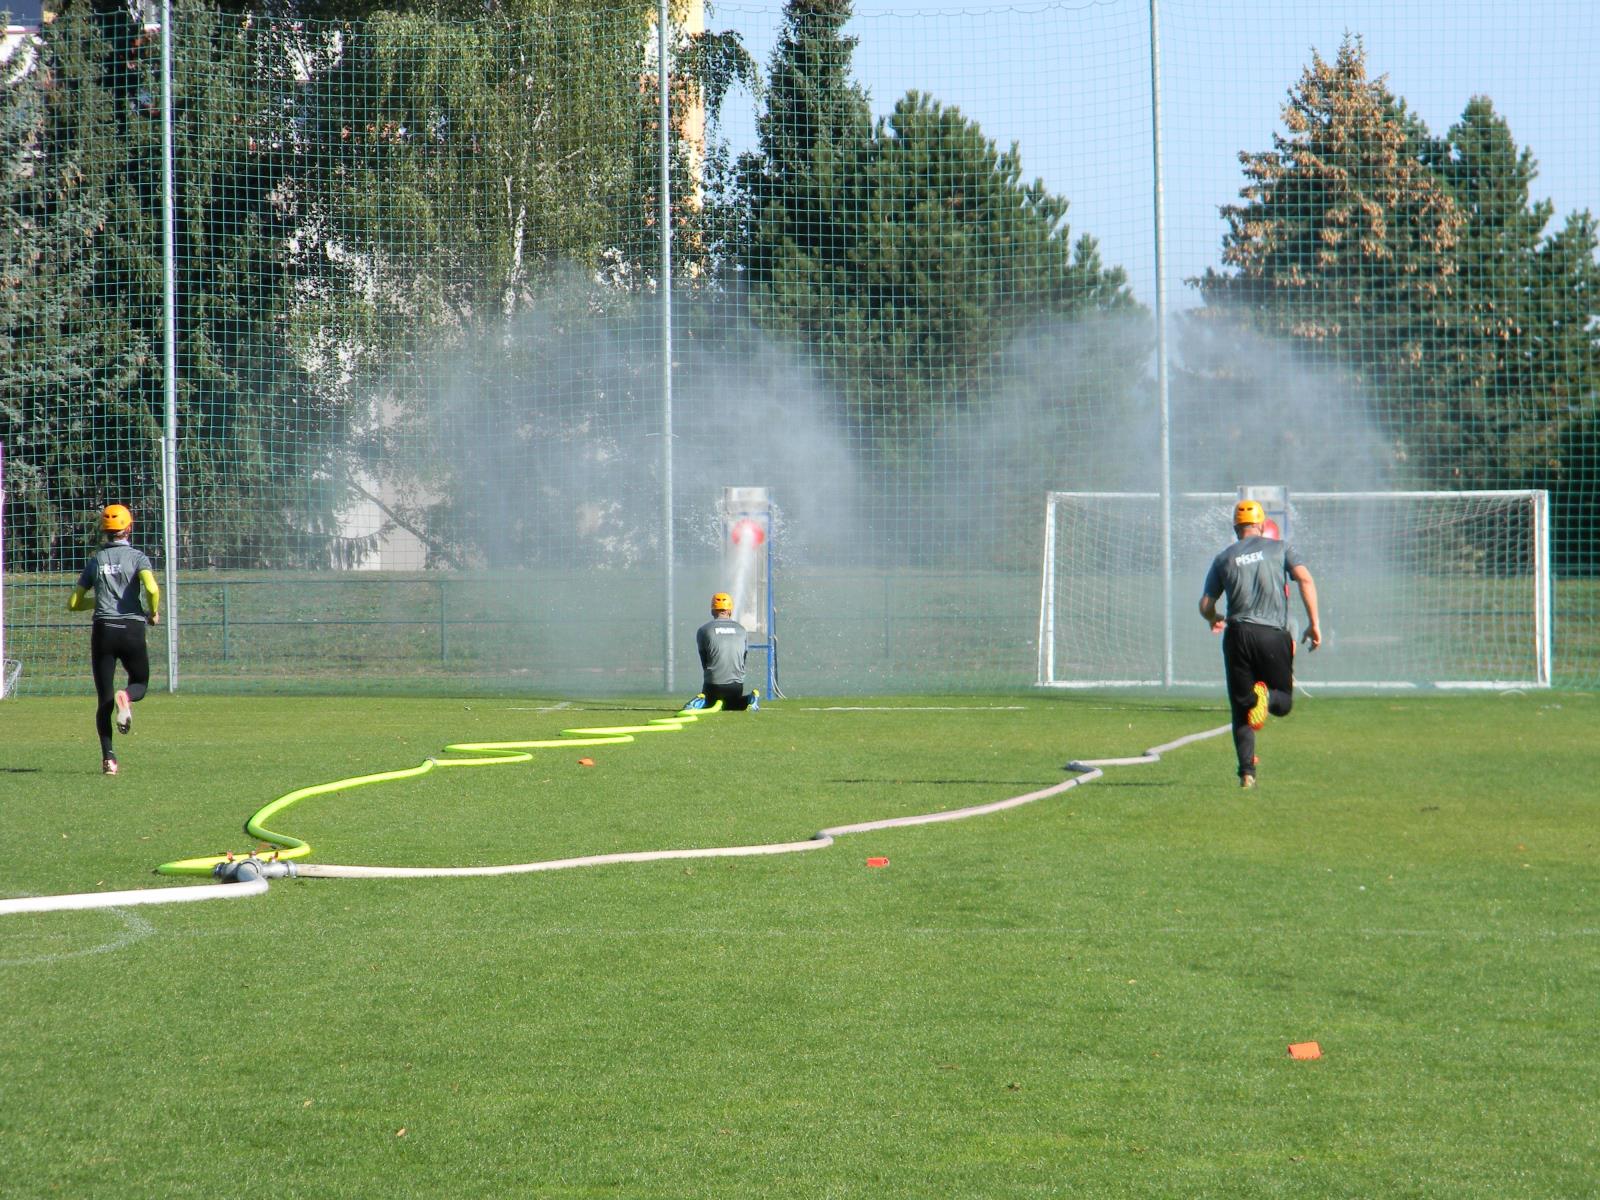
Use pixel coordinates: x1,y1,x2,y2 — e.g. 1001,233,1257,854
1522,209,1600,573
738,0,1141,449
739,0,870,293
1195,37,1487,487
1425,99,1600,517
1,11,156,571
0,33,88,567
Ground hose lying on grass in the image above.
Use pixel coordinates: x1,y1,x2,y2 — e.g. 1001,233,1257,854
0,705,1229,915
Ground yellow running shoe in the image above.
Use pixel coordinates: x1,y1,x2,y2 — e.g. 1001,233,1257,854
1247,682,1269,731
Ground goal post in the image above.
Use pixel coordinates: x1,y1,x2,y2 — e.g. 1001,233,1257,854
0,443,8,698
1038,489,1552,690
0,441,15,700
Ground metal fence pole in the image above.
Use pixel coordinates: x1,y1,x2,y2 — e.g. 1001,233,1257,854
1149,0,1174,687
658,0,676,694
160,0,180,692
439,579,448,663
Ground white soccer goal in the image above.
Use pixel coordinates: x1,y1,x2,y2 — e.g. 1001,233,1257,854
1037,490,1551,689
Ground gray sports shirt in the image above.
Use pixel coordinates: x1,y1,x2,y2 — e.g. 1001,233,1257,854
697,617,747,686
77,541,154,622
1203,535,1306,629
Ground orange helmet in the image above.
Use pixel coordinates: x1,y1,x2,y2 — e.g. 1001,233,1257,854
1232,499,1264,528
101,504,134,534
711,592,733,615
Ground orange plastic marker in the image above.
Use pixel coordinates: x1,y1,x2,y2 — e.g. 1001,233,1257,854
1287,1041,1322,1060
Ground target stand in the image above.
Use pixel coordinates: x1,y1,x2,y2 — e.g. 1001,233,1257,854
718,486,781,699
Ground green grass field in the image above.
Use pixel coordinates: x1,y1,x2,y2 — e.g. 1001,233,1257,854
2,690,1596,1197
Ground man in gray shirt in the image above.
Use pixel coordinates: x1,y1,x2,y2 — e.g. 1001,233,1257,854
68,504,161,775
1200,499,1321,788
687,592,759,711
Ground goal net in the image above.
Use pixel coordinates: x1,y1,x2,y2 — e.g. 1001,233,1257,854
1038,490,1551,689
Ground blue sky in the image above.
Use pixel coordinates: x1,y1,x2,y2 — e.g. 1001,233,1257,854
707,0,1598,311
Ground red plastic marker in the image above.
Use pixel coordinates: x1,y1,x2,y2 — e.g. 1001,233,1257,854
866,856,889,868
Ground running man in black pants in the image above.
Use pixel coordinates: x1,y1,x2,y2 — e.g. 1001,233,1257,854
1199,499,1321,788
68,504,161,775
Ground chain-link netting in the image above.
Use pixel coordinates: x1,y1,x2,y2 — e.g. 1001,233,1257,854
3,0,1596,695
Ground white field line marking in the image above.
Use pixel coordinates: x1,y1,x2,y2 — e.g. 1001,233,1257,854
0,907,157,966
803,706,1027,712
297,724,1234,880
423,925,1600,941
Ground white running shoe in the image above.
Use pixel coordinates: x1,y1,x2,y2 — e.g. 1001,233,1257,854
115,689,133,735
103,757,119,776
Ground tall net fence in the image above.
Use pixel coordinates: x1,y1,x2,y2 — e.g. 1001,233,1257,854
2,0,1596,695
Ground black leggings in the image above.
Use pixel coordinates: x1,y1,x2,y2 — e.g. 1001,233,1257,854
704,682,754,711
91,620,149,757
1221,621,1295,777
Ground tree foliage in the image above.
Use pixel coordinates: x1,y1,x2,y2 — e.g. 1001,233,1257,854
735,0,1142,450
2,10,159,570
1423,98,1600,497
3,0,753,570
2,3,373,569
302,1,755,566
1194,37,1485,485
1194,36,1599,568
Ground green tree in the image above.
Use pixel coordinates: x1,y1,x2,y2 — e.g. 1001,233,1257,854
1194,44,1599,568
1194,37,1488,487
158,3,383,567
292,2,754,566
294,1,748,336
1423,97,1600,566
1520,211,1600,574
1,31,82,566
1,10,157,571
2,3,373,570
737,0,870,298
1422,97,1599,486
739,0,1140,448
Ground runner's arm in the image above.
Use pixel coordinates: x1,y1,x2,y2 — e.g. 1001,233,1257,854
139,568,161,624
1291,564,1321,650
